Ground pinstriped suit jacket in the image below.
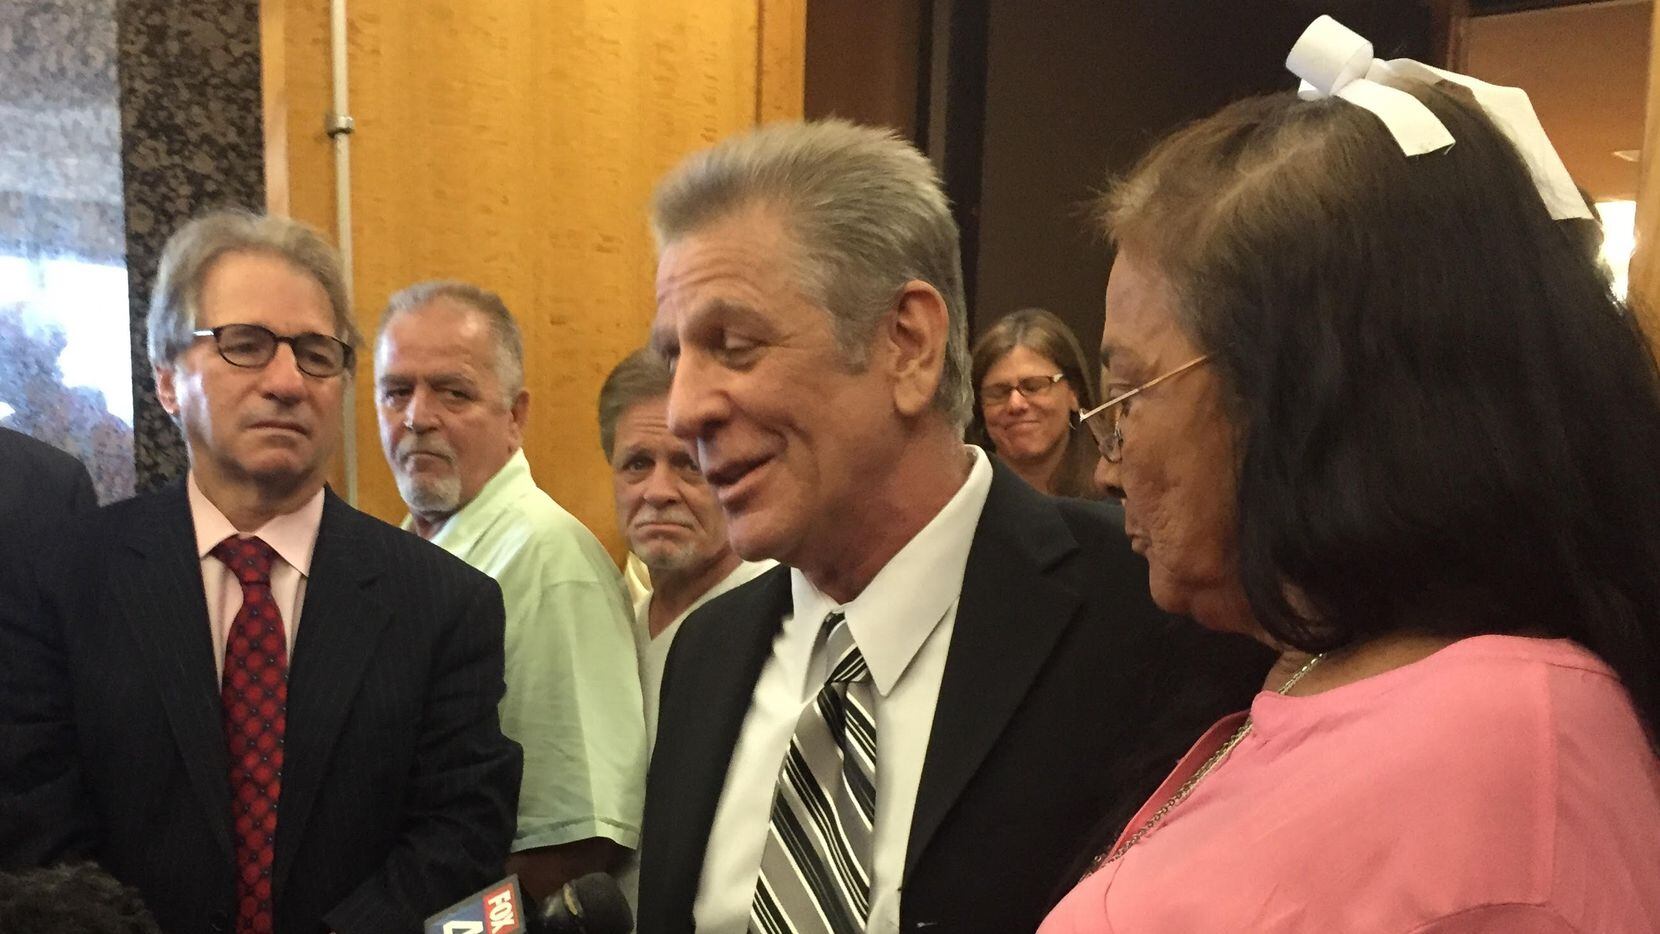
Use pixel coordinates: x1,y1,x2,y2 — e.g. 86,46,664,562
0,483,522,934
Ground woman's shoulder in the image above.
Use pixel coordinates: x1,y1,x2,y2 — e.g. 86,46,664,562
1394,636,1644,753
1333,635,1660,928
1318,635,1650,790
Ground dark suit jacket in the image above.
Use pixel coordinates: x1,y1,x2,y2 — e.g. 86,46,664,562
638,464,1272,933
0,483,522,934
0,426,97,536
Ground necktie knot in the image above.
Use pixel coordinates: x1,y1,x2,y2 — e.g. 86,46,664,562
823,611,870,685
211,535,278,587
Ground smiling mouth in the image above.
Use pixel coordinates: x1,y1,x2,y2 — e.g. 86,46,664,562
703,455,769,490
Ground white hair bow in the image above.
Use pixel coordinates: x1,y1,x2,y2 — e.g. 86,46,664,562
1286,15,1590,220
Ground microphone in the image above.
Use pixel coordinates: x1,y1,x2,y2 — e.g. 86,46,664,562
424,873,633,934
534,872,633,934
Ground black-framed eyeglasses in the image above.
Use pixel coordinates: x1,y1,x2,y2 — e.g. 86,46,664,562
1073,354,1210,464
191,323,354,378
980,372,1066,407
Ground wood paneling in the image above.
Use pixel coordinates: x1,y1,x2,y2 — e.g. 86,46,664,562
264,0,804,559
759,0,808,123
1460,1,1650,202
802,0,921,138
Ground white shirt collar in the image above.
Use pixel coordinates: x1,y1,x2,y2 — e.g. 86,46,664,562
789,446,993,695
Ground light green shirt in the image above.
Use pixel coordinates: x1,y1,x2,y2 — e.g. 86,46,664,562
412,450,645,852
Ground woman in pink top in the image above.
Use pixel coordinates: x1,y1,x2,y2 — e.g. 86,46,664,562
1045,18,1660,934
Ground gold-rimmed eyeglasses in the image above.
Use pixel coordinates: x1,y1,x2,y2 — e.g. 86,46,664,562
1074,354,1210,463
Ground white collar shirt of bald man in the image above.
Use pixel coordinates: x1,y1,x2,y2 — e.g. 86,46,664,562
692,445,994,933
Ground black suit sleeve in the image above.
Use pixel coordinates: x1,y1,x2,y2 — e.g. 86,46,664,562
63,460,97,517
323,575,523,933
0,531,99,869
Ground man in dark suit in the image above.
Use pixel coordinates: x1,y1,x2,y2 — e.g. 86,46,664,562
0,211,521,934
638,121,1269,933
0,426,98,534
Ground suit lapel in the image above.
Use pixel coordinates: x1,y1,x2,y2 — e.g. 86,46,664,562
651,566,791,903
905,468,1082,880
271,491,392,896
114,484,234,859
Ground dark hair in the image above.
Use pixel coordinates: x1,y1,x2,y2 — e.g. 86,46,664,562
970,308,1102,498
1102,83,1660,740
0,863,162,934
597,346,673,461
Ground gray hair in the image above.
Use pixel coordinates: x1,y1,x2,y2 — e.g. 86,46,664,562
378,280,525,400
147,209,358,367
650,119,971,429
597,346,672,461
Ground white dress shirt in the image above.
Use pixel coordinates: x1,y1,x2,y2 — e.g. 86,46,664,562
633,558,777,748
188,473,323,682
692,446,993,933
618,557,776,915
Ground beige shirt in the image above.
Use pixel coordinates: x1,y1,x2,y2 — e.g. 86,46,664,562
187,473,324,682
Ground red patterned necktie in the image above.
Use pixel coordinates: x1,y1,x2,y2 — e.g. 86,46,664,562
211,535,287,934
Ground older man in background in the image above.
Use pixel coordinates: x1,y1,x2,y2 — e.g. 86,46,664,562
374,281,645,902
598,346,773,745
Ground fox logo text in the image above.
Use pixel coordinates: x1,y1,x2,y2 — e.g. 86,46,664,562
423,877,525,934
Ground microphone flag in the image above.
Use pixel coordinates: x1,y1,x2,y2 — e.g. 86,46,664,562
423,875,527,934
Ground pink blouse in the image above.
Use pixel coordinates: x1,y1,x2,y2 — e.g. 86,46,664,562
1039,636,1660,933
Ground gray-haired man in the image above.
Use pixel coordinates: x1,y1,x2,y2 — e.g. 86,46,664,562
637,121,1270,933
374,281,646,904
0,210,521,934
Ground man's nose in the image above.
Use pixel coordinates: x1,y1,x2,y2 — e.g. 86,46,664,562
640,462,683,506
664,353,726,442
405,384,449,432
260,343,307,401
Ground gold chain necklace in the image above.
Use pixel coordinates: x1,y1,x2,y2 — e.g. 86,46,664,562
1091,652,1327,870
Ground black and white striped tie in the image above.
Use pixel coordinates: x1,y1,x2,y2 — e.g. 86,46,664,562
750,611,877,934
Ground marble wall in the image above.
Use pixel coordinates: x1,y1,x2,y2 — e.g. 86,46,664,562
118,0,265,491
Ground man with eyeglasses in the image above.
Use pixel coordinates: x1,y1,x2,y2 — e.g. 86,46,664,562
0,211,522,934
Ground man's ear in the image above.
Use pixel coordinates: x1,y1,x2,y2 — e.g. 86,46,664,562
508,388,530,446
883,280,950,419
154,364,181,416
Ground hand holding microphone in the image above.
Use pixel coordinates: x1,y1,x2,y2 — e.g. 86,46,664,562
424,872,633,934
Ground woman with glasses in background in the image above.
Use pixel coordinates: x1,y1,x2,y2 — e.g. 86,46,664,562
1041,22,1660,933
969,308,1103,498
